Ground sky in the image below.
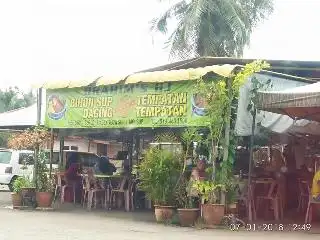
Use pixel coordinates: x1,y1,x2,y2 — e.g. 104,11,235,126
0,0,319,91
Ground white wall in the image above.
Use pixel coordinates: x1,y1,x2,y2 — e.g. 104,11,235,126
51,139,121,156
88,142,97,154
52,139,92,153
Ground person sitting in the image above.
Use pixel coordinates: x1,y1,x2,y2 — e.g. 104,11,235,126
65,163,80,182
65,162,82,203
311,164,320,201
87,168,103,189
98,156,117,175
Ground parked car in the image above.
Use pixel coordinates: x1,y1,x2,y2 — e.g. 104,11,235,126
0,149,36,191
0,149,100,191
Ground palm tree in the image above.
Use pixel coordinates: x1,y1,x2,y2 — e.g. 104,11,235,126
151,0,273,59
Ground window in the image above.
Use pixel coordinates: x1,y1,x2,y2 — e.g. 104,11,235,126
70,146,78,151
0,151,12,164
19,153,34,165
63,146,70,150
97,143,107,156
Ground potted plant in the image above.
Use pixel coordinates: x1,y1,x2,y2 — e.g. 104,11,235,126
175,176,200,226
193,180,225,225
18,176,36,208
11,176,28,208
225,178,238,214
7,127,51,207
138,147,182,222
35,151,55,208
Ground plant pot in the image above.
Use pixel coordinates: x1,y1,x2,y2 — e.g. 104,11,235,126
227,203,238,214
21,187,36,207
154,205,175,222
201,204,225,225
177,208,200,226
21,187,36,196
36,192,53,208
11,192,22,208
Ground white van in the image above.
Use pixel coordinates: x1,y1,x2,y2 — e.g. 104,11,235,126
0,149,36,191
0,149,100,191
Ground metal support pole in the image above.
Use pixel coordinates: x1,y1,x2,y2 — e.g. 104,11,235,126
248,108,256,222
34,88,42,188
59,134,64,169
49,128,54,177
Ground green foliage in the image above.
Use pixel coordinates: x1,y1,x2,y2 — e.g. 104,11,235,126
193,180,224,204
216,139,235,185
36,151,54,192
181,128,202,145
180,127,202,168
243,61,272,116
154,131,179,143
0,132,11,148
138,148,182,205
0,87,35,113
151,0,273,59
196,78,228,149
223,175,238,204
12,176,33,193
0,87,35,148
196,60,270,197
175,176,193,208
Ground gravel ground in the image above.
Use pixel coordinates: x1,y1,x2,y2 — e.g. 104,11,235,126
0,190,318,240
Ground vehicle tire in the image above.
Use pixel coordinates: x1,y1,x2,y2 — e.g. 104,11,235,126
8,176,17,192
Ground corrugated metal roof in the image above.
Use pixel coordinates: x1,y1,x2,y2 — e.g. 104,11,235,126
125,65,236,84
138,57,320,81
0,104,45,128
33,57,319,90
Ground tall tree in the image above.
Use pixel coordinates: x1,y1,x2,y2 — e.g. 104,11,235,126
0,87,35,113
151,0,273,59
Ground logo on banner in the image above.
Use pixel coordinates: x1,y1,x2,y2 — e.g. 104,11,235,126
47,95,67,120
